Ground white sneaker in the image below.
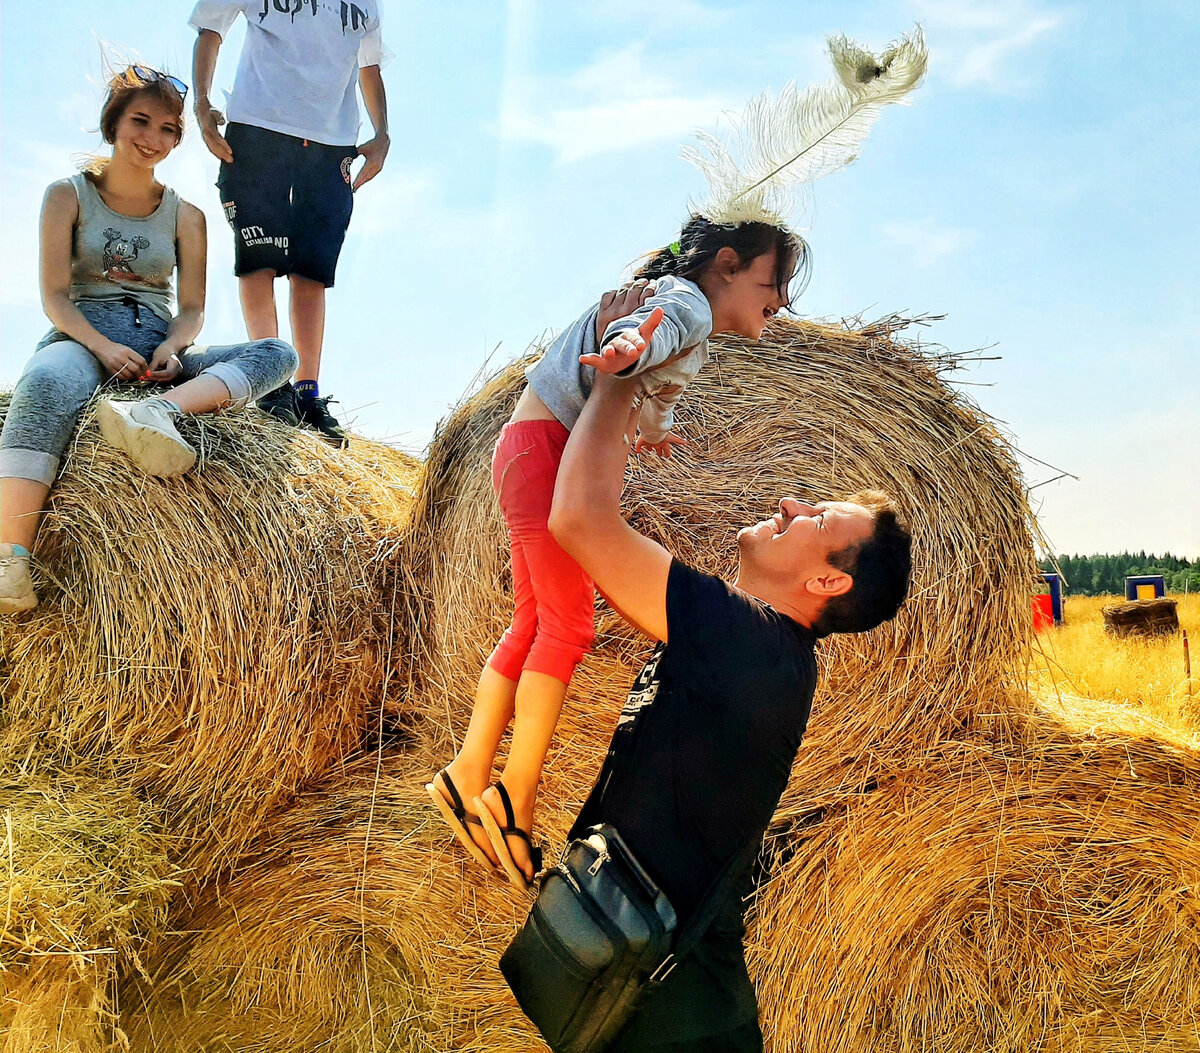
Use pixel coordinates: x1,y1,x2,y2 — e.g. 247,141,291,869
97,399,197,477
0,543,37,612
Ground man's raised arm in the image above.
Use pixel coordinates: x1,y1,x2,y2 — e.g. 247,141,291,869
548,314,673,642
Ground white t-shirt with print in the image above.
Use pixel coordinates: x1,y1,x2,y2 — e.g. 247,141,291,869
190,0,386,146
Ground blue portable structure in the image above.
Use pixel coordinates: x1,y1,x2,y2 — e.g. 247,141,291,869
1125,575,1166,601
1041,573,1064,625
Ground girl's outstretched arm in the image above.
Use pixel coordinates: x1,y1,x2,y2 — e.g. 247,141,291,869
580,308,663,374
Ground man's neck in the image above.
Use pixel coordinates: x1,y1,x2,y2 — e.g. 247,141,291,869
732,570,815,628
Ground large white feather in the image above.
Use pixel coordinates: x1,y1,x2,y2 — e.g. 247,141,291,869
685,26,928,226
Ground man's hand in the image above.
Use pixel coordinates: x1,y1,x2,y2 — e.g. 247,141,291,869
634,432,688,459
353,134,390,191
595,278,657,344
580,307,663,374
146,345,184,383
195,100,233,163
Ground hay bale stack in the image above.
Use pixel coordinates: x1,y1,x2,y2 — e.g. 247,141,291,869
113,708,1200,1053
0,770,176,1053
0,399,421,877
402,316,1039,821
1102,597,1180,638
748,704,1200,1052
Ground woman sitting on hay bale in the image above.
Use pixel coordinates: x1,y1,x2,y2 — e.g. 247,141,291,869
0,63,297,613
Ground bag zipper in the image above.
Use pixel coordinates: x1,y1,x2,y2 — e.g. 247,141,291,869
588,845,611,876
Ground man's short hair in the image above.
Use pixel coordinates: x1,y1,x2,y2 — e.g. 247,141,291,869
812,490,912,638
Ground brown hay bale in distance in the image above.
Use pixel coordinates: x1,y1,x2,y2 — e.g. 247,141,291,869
1102,597,1180,638
0,398,421,878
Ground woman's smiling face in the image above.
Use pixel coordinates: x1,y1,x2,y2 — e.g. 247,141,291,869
111,94,183,169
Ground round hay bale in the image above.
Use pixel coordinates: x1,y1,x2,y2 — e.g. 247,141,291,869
1102,597,1180,638
0,769,176,1053
747,704,1200,1053
401,316,1039,820
0,397,421,878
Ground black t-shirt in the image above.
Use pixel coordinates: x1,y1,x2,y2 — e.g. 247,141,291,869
572,559,817,925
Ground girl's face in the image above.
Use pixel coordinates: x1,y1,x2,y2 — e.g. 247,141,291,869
111,95,183,170
707,247,790,340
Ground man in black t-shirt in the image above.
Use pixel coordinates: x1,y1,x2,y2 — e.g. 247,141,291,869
543,309,913,1052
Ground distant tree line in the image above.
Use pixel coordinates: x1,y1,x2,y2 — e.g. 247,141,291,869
1039,553,1199,596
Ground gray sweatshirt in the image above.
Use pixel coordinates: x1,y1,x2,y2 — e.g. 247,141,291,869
524,275,713,444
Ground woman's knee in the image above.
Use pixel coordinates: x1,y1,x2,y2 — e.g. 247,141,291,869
256,338,299,378
10,361,95,421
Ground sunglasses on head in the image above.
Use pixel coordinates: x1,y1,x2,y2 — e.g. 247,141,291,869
128,65,189,101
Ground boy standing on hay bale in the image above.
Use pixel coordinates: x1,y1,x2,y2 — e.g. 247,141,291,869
189,0,390,446
516,358,912,1052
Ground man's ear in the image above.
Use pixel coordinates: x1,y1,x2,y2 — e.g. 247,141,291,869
806,569,853,599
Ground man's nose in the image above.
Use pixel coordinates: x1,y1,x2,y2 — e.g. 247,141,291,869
780,498,818,516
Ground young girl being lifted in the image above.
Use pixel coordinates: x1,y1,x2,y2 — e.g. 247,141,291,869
428,216,808,890
427,25,928,890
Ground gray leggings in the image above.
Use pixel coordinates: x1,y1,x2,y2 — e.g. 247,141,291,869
0,301,298,485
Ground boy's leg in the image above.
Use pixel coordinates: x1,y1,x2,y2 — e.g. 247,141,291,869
288,274,325,384
217,123,298,421
288,138,356,442
240,269,280,339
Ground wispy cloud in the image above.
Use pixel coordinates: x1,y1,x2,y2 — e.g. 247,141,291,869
914,0,1067,90
499,43,725,163
880,220,974,267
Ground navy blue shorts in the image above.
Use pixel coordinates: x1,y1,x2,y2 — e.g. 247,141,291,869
217,123,357,288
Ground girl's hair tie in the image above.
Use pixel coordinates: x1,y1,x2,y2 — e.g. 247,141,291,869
668,241,681,256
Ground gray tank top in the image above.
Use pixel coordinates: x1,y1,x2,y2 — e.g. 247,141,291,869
68,172,178,323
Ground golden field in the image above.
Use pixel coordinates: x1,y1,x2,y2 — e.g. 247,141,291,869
1032,592,1200,740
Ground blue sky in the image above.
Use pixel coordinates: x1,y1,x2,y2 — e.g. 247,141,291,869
2,1,1197,558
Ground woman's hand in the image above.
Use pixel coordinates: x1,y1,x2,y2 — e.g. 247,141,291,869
93,339,150,381
146,345,184,383
634,432,688,459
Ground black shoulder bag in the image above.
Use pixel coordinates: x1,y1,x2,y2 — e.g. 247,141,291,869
500,823,757,1053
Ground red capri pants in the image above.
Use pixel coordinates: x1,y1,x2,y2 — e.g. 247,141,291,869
487,419,595,684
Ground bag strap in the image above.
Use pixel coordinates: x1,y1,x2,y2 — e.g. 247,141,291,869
650,834,761,982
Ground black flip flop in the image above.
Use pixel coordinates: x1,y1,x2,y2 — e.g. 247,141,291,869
425,769,493,869
474,782,543,892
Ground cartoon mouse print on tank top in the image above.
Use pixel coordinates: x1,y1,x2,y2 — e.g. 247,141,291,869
101,227,151,283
